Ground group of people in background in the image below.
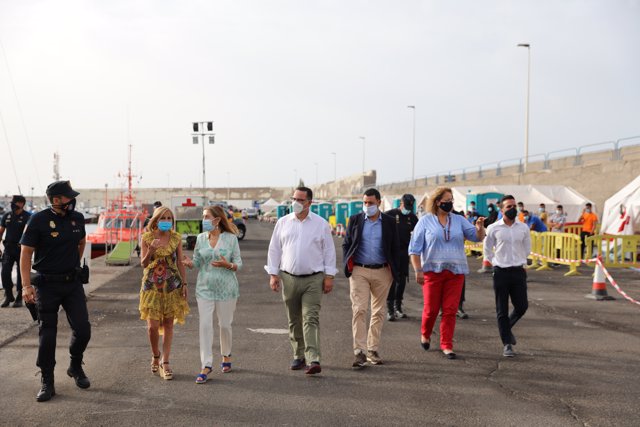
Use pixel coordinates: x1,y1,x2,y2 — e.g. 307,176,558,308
463,200,599,257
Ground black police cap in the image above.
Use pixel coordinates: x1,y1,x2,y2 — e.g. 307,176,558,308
11,195,26,204
401,194,415,208
46,180,80,198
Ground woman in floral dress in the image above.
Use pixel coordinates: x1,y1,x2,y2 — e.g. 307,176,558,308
140,207,189,380
183,205,242,384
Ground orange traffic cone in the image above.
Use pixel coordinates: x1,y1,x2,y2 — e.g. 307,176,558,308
585,259,615,301
477,259,492,274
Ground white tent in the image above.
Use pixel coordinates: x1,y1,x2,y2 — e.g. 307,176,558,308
419,185,593,221
381,195,401,212
259,198,280,213
601,175,640,235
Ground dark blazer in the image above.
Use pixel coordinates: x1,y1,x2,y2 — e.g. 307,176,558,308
342,212,400,283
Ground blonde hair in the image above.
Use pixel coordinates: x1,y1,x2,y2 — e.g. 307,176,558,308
147,207,174,231
427,186,453,215
204,205,239,235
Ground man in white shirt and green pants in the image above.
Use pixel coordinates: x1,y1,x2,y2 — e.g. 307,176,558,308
484,195,531,358
265,186,337,375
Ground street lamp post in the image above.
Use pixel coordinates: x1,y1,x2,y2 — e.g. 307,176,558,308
191,121,215,190
314,162,319,186
359,136,366,175
331,152,337,182
517,43,531,173
407,105,416,182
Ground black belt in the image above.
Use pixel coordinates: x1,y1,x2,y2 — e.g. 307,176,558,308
493,266,525,272
282,271,322,278
37,270,78,283
354,263,388,269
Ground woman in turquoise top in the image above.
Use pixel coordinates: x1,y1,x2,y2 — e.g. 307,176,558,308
183,205,242,384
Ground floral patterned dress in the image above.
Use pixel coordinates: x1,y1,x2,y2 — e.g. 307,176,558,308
139,231,189,325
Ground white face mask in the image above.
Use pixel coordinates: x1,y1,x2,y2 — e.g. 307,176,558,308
363,204,378,217
556,210,562,215
292,201,305,215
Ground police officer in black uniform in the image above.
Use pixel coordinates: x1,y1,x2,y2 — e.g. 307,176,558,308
384,194,418,321
20,181,91,402
0,195,31,307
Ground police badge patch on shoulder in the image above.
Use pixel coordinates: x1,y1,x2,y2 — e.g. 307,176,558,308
51,232,59,238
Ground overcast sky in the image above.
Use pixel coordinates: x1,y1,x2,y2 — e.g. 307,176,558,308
0,0,638,197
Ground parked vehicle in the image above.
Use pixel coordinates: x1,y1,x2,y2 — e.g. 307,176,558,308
244,207,259,219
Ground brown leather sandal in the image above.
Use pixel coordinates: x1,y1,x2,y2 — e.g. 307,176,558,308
151,353,161,373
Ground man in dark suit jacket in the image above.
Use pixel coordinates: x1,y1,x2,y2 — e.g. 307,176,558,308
342,188,399,369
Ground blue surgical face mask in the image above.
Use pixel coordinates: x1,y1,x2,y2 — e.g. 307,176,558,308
401,208,411,215
158,220,172,231
363,204,378,217
539,207,545,213
202,219,213,232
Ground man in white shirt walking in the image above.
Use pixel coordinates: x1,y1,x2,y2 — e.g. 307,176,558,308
265,187,337,375
483,195,531,358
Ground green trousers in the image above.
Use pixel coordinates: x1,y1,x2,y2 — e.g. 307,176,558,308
281,272,323,363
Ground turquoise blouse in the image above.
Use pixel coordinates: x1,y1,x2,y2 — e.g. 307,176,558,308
192,231,243,301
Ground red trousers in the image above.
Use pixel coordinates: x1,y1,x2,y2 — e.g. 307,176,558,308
421,270,464,350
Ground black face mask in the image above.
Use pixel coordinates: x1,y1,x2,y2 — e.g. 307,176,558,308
54,198,76,212
10,203,19,212
439,201,454,213
504,207,518,220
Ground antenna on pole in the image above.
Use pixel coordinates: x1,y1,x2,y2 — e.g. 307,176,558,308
53,151,60,180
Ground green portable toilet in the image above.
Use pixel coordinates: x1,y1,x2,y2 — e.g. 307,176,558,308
335,202,349,227
276,204,289,218
310,204,319,215
466,192,503,217
348,200,364,216
318,202,333,221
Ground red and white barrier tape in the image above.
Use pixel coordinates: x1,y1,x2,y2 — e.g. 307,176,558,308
596,258,640,306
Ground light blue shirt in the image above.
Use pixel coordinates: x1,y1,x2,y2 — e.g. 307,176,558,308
408,213,479,274
354,213,386,265
193,231,243,301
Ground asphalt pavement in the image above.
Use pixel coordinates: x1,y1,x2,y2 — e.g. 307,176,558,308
1,220,639,426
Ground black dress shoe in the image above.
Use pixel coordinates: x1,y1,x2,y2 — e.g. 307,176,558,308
67,362,91,389
1,294,14,308
420,341,430,351
443,351,457,360
12,298,23,308
290,358,306,370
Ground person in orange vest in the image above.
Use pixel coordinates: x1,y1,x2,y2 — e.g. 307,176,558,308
516,202,525,222
578,203,598,257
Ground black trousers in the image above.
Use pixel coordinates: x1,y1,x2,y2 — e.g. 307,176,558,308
492,267,528,345
387,273,407,306
35,279,91,374
580,231,592,257
1,246,22,293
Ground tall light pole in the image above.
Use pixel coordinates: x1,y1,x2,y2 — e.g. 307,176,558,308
407,105,416,182
191,121,215,190
359,136,366,175
314,162,319,186
331,152,337,182
517,43,531,173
